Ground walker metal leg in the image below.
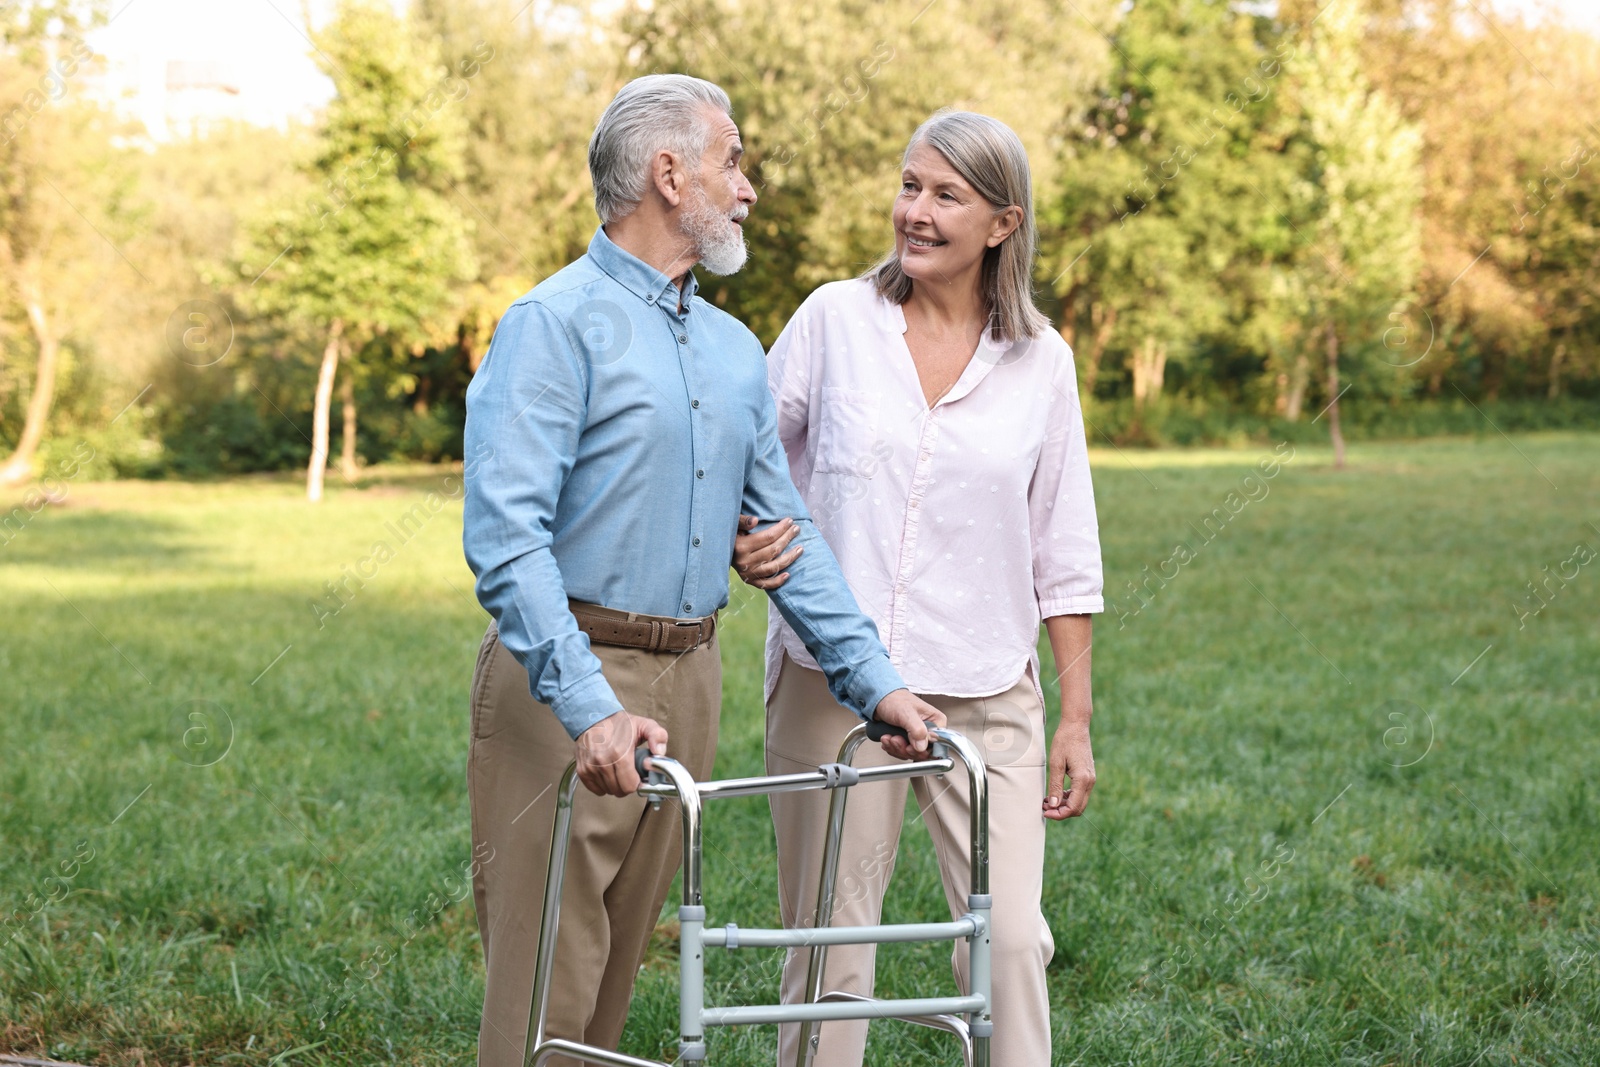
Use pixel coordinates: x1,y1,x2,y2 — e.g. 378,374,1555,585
796,726,992,1067
524,765,582,1067
795,727,869,1067
523,761,693,1067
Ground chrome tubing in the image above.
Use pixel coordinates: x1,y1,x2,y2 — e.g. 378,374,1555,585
523,755,702,1067
795,725,872,1067
523,764,583,1067
636,758,957,802
641,755,708,1062
701,916,982,949
815,992,973,1067
796,724,991,1067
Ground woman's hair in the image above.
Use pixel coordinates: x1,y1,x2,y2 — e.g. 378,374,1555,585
865,110,1050,342
588,74,733,225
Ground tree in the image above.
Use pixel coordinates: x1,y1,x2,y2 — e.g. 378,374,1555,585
237,0,475,501
0,0,123,485
1046,0,1297,424
1282,0,1421,467
624,0,1113,344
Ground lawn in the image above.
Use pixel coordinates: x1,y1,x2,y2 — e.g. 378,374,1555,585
2,432,1597,1066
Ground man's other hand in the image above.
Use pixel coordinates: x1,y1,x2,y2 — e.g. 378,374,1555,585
871,689,946,761
575,710,668,797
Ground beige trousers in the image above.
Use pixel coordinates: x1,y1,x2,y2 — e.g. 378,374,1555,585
468,613,721,1067
766,653,1054,1067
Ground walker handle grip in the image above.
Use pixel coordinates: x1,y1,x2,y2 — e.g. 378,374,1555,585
634,746,654,778
865,721,910,743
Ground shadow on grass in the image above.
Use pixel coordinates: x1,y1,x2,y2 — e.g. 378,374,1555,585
0,511,208,571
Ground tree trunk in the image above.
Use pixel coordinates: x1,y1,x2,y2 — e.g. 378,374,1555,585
1324,319,1346,471
0,277,60,486
340,372,358,482
1284,350,1310,421
1057,286,1078,351
1130,335,1167,409
1548,341,1565,399
307,318,344,503
1081,302,1116,410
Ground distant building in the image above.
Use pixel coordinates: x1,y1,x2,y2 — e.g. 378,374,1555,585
162,59,242,139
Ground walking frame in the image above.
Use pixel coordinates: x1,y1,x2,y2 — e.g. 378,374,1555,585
521,722,993,1067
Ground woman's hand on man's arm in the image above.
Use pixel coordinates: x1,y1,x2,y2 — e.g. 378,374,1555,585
733,514,803,590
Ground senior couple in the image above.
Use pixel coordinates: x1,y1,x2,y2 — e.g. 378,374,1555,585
462,74,1103,1067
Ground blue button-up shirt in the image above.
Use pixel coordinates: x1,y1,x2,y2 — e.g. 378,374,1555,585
463,227,905,739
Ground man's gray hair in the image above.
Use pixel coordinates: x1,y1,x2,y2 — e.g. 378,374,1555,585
588,74,733,225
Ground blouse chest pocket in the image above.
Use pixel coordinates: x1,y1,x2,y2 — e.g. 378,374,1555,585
813,387,883,476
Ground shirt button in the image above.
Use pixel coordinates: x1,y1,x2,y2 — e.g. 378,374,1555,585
678,334,688,344
683,602,693,613
692,537,702,547
691,399,700,409
696,469,705,479
647,294,656,304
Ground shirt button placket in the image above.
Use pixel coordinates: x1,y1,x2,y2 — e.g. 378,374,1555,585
680,320,701,616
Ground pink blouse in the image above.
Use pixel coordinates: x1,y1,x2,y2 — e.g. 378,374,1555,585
762,278,1104,704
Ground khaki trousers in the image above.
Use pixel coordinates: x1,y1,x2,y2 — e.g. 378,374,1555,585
766,653,1054,1067
469,613,721,1067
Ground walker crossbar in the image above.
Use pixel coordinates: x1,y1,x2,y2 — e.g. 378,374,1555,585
521,723,992,1067
702,916,984,948
703,994,987,1027
637,756,957,801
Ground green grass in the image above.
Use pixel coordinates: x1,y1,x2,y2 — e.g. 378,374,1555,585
2,434,1597,1066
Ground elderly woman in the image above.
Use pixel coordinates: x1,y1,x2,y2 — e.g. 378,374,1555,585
734,110,1104,1067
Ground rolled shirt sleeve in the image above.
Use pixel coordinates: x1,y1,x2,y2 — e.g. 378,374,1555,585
1029,343,1106,618
462,301,624,739
742,378,906,721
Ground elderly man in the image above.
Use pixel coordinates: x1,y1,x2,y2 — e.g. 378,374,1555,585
462,74,944,1067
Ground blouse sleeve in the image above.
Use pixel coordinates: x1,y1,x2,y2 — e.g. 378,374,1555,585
1028,339,1106,617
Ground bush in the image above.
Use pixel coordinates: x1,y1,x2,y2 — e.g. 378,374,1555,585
1082,395,1600,448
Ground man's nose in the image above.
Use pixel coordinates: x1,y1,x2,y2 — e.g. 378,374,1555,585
737,169,757,206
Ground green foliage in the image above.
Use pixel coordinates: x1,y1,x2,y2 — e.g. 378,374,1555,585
626,0,1113,343
236,0,477,361
5,0,1599,473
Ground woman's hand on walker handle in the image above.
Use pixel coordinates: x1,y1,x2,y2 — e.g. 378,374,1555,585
1043,726,1095,820
575,710,669,797
734,514,802,590
871,690,947,761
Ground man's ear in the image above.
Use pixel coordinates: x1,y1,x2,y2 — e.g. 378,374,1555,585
987,205,1023,248
651,149,689,209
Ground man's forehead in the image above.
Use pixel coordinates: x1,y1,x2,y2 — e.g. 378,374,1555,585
707,109,742,149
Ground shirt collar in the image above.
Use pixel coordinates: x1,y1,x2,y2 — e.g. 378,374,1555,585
587,226,699,313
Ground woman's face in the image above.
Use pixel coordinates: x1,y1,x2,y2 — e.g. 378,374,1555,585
892,142,1017,285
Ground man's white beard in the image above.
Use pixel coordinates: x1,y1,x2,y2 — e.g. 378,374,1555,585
681,181,748,276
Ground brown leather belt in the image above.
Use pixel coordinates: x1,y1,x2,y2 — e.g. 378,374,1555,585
568,600,717,653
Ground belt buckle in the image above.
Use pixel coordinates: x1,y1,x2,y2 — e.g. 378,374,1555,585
671,616,708,651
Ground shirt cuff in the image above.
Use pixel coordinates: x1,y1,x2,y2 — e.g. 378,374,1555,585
844,654,907,722
1039,595,1106,618
548,672,625,740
